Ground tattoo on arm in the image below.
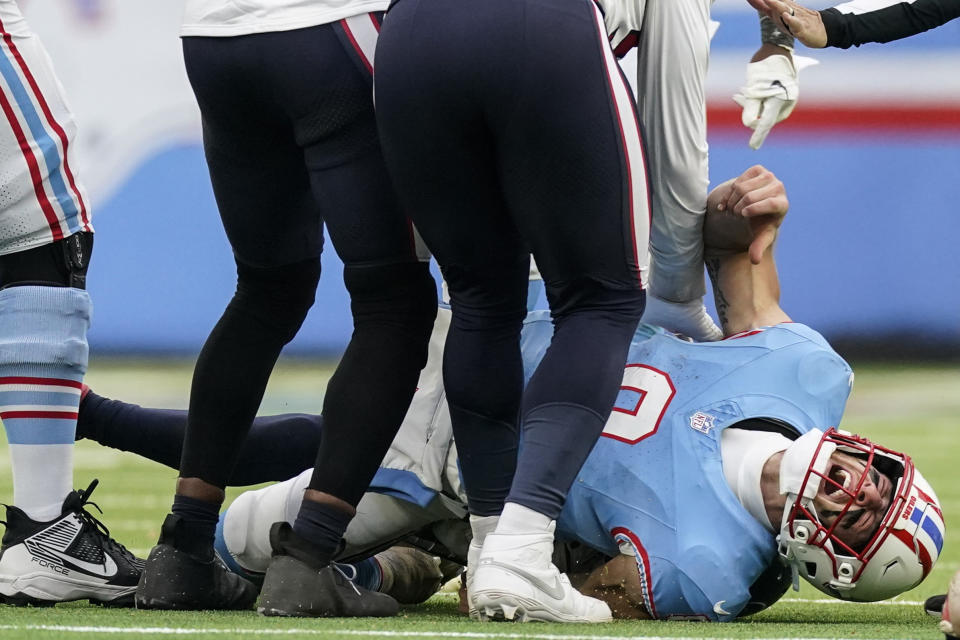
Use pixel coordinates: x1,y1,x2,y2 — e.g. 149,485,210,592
706,257,730,333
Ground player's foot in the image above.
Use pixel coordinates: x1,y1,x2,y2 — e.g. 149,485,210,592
135,513,257,610
471,525,612,623
0,479,143,607
374,546,444,604
258,522,398,617
466,538,482,619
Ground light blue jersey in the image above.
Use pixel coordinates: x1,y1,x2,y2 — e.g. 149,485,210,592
518,312,854,621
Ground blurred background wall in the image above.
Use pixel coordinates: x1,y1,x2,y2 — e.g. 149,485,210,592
19,0,960,357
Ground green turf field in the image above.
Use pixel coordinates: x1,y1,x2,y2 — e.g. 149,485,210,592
0,359,957,640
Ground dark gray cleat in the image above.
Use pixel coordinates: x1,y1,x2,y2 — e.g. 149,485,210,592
135,513,258,610
258,522,399,618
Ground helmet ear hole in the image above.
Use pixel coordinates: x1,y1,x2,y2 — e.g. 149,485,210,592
805,562,818,578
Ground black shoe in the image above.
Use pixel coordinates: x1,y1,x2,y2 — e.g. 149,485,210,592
0,479,144,606
927,594,947,617
135,513,258,610
258,522,398,618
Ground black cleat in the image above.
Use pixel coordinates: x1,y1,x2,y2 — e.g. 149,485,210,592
135,513,258,610
258,522,398,618
927,594,947,617
0,479,143,606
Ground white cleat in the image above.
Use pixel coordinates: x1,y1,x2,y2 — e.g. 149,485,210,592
466,539,482,620
0,481,143,607
471,525,612,624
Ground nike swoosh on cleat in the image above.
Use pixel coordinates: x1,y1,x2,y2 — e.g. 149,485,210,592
45,548,119,579
481,561,566,600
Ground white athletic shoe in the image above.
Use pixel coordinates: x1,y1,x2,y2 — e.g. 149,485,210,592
471,525,612,623
466,538,482,619
0,480,143,606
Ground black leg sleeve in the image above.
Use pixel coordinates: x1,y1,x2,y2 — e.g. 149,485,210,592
178,257,322,488
307,261,437,506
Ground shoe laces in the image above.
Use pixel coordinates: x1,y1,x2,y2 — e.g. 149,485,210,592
68,479,139,565
332,563,361,597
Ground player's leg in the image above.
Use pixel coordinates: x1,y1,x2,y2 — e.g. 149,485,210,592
376,1,541,620
0,236,142,606
78,390,324,485
173,18,434,618
0,23,140,605
632,0,721,340
376,0,643,623
136,34,327,611
455,0,648,622
498,0,650,521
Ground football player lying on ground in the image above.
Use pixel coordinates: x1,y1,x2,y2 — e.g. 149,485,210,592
74,166,944,620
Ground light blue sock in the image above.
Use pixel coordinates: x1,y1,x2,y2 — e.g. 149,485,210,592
0,285,91,521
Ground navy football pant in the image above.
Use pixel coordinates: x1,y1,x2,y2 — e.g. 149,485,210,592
376,0,649,518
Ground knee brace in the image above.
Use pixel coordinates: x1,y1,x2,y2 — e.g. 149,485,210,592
231,257,322,344
0,232,93,290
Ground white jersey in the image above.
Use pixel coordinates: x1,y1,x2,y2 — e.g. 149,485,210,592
594,0,648,56
181,0,391,37
0,0,92,256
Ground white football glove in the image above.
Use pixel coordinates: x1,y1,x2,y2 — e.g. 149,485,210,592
733,54,799,150
642,295,723,342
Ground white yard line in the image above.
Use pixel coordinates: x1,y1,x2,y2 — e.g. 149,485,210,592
0,626,905,640
780,598,926,607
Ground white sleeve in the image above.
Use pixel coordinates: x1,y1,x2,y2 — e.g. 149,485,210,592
635,0,712,303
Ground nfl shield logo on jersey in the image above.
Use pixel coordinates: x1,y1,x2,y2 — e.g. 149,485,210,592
689,411,716,434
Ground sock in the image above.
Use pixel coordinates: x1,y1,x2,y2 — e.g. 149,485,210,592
171,494,221,561
292,498,353,565
0,286,90,521
348,557,383,592
495,502,552,535
469,514,500,546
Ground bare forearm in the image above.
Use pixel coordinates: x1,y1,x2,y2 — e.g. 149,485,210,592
705,250,790,336
704,171,791,335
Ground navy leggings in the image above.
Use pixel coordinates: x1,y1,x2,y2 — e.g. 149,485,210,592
375,0,649,518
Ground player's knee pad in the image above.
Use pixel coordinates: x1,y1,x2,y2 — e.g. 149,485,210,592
545,277,646,325
231,257,322,344
343,261,437,351
0,232,93,290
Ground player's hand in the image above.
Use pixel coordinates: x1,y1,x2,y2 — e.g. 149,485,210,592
733,51,798,150
718,165,789,264
642,296,723,342
754,0,828,48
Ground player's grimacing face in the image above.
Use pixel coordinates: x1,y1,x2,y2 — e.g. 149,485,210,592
813,451,893,551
